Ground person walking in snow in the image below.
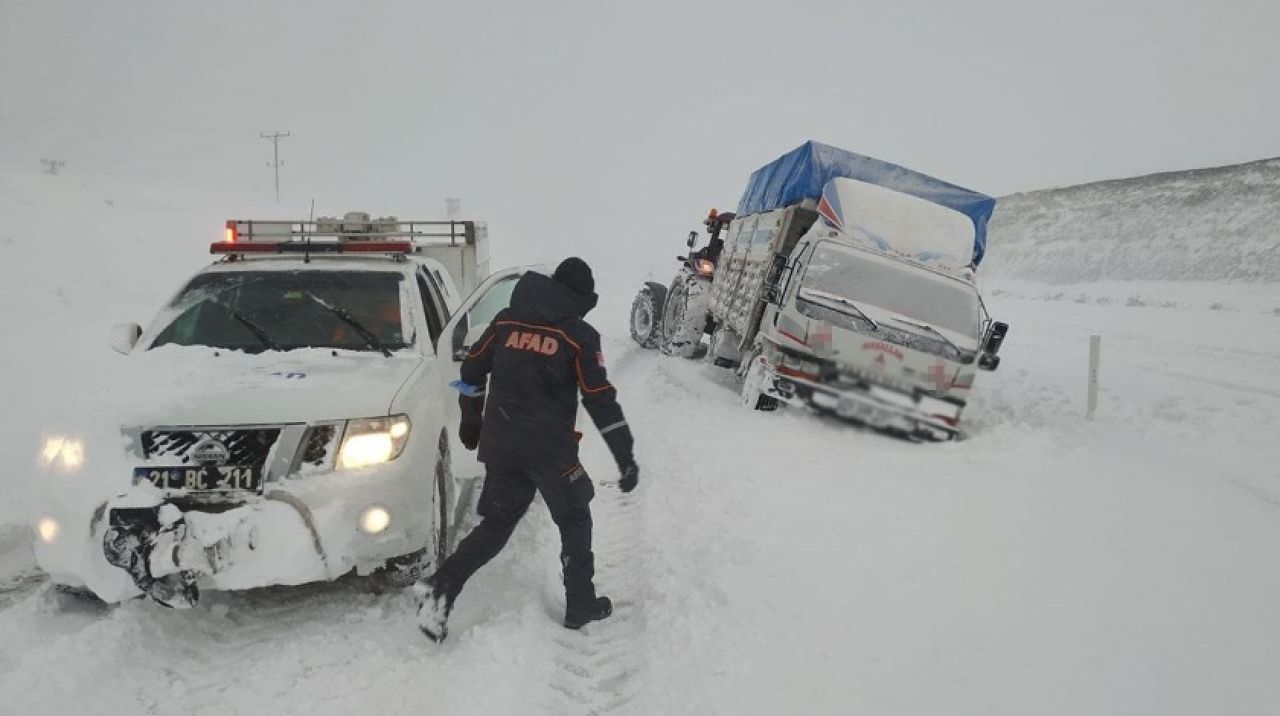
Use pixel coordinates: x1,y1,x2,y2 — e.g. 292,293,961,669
415,257,640,642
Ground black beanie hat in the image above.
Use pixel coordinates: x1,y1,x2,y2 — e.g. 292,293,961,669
553,257,595,296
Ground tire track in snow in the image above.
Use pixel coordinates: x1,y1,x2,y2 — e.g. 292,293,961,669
0,525,44,609
541,338,651,714
544,485,647,714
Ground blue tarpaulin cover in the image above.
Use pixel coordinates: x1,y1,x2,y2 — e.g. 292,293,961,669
736,141,997,265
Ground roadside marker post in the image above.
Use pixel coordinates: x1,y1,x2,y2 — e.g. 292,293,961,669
1087,334,1101,418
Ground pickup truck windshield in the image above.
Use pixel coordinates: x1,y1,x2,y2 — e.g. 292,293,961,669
151,270,409,354
800,242,981,338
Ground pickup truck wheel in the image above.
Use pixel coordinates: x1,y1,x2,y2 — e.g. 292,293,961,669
660,273,710,359
629,282,667,349
433,430,453,563
369,431,452,592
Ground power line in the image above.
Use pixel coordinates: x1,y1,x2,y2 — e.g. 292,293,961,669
260,131,290,203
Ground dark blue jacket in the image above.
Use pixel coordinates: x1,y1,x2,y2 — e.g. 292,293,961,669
460,272,633,474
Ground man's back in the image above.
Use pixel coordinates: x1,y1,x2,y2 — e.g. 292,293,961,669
461,270,627,473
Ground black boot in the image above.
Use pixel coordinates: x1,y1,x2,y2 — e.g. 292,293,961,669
564,595,612,630
414,572,458,643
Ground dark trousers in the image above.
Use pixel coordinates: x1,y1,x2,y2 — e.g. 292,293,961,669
438,464,597,608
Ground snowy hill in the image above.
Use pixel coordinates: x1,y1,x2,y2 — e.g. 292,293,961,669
984,157,1280,282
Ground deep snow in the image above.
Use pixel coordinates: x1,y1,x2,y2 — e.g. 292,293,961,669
985,156,1280,283
2,170,1280,714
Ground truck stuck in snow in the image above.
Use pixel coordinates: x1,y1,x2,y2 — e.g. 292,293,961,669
30,213,550,606
630,142,1009,440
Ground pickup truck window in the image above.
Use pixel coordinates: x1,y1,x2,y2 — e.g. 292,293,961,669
802,242,981,338
467,275,520,328
416,273,446,343
151,270,410,354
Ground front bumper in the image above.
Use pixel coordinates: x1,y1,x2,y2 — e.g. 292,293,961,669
32,456,433,602
761,367,960,441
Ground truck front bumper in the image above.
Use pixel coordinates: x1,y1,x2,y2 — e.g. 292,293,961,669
762,368,960,441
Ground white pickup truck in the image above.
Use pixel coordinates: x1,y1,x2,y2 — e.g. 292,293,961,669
30,213,538,606
630,142,1009,441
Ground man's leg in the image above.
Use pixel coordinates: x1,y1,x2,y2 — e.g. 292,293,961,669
536,465,609,627
435,466,536,596
417,466,536,641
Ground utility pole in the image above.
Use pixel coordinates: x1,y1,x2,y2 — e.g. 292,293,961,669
41,159,66,175
260,131,290,203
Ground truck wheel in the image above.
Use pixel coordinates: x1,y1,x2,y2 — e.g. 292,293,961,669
659,273,710,359
629,282,667,349
739,349,779,412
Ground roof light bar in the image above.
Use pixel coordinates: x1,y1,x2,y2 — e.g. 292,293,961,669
210,241,412,255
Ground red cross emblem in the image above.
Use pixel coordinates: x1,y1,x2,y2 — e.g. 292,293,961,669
928,362,952,391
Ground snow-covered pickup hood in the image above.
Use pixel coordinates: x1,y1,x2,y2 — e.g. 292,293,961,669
117,346,423,428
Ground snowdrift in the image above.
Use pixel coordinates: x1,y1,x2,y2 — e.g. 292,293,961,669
985,157,1280,282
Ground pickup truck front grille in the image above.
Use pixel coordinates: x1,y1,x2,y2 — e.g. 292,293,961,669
141,428,282,467
300,425,338,466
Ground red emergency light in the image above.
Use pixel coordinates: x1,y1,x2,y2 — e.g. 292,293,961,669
224,220,238,244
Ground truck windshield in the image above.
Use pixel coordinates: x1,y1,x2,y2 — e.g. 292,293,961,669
800,242,981,338
151,270,409,354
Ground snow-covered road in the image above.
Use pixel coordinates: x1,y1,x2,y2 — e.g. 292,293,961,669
4,173,1280,714
3,280,1280,714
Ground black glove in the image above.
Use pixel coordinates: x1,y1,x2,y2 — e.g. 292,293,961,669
618,462,639,493
459,422,481,451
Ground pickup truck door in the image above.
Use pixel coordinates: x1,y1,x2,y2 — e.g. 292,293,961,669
433,265,544,470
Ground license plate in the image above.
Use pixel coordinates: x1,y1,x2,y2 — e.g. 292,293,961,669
133,466,263,492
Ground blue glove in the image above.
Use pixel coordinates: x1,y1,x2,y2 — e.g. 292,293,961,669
449,380,485,397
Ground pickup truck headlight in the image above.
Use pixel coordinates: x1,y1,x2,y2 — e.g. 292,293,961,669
40,436,85,474
337,415,411,470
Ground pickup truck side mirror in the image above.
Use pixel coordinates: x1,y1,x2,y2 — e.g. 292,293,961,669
450,318,470,361
983,321,1009,355
686,230,698,248
110,322,143,355
978,353,1001,371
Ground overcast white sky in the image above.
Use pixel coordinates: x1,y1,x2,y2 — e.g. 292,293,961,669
3,0,1277,269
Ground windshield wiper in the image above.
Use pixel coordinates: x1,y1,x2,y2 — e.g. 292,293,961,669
799,288,879,329
886,314,964,357
299,290,394,357
208,298,281,352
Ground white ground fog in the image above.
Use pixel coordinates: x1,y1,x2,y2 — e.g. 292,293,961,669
2,170,1279,714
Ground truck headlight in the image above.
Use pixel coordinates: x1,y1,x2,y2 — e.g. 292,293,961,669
337,415,411,470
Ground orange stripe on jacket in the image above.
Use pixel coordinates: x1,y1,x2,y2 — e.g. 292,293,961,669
494,320,614,395
466,330,498,359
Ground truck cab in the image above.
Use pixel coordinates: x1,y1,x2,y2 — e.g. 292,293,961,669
747,236,997,440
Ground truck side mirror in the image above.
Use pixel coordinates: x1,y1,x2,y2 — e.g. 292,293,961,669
978,353,1001,371
762,254,790,305
983,321,1009,355
686,230,698,248
110,322,143,355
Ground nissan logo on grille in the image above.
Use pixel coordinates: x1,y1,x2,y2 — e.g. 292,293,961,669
190,438,231,465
